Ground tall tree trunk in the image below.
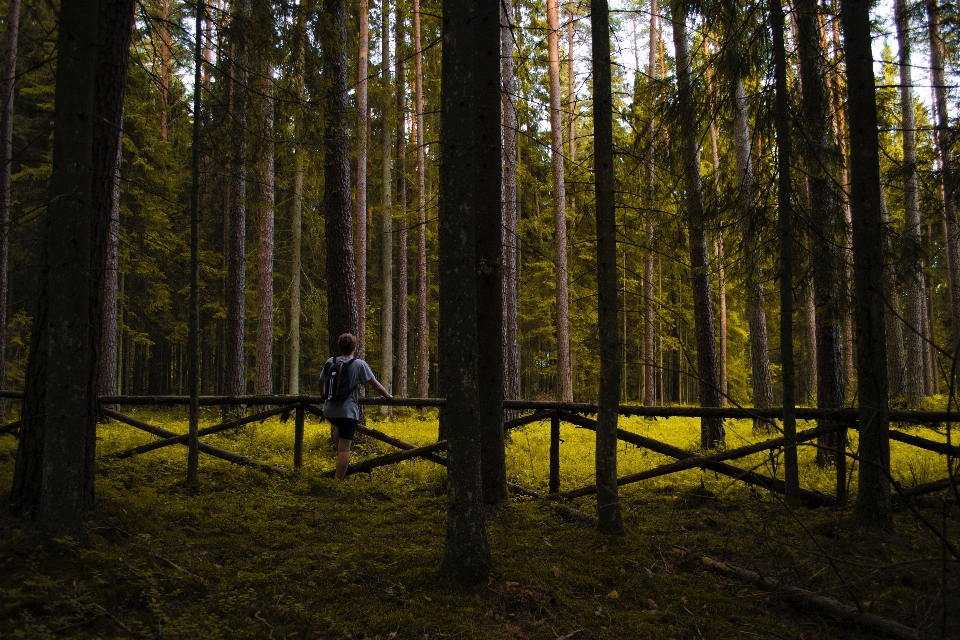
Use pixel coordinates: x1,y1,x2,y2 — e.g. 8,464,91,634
160,0,169,142
671,0,724,448
255,71,275,395
476,0,506,505
188,0,203,485
396,9,408,398
34,0,100,536
592,0,623,535
644,0,658,408
381,0,394,411
289,9,306,393
796,0,844,467
321,0,359,354
705,44,726,406
772,0,799,503
0,0,20,423
414,0,429,401
567,12,575,215
840,0,892,530
895,0,925,404
547,0,571,402
356,0,369,357
927,0,960,353
501,0,520,406
225,0,250,397
440,0,493,583
881,187,906,398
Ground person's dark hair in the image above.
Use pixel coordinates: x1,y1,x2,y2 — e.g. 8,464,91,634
338,333,358,355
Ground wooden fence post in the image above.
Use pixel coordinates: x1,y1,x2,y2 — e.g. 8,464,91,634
836,419,848,505
549,415,560,494
294,404,305,468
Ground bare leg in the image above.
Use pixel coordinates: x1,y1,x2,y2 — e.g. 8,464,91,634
335,436,353,480
332,426,340,453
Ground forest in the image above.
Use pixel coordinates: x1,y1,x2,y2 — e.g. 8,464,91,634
0,0,958,636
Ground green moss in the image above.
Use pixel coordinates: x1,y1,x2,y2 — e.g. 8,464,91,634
0,410,955,637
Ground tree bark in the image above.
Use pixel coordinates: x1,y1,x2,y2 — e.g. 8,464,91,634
356,0,369,358
547,0,571,402
501,0,520,406
881,188,906,400
159,0,169,142
321,0,359,355
414,0,429,401
926,0,960,353
644,0,658,408
592,0,623,535
255,69,275,396
396,9,409,398
475,0,506,505
895,0,925,404
225,0,250,397
440,0,493,583
840,0,892,530
188,0,203,484
0,0,20,423
567,12,576,215
671,0,724,448
381,0,394,412
796,0,844,467
35,0,100,536
289,9,306,393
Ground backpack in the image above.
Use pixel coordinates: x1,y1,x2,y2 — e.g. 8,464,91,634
322,357,356,401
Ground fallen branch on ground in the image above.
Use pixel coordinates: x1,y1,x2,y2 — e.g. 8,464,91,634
324,441,448,477
508,483,597,525
702,556,924,640
0,420,19,437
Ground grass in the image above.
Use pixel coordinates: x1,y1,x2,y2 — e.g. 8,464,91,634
0,406,957,638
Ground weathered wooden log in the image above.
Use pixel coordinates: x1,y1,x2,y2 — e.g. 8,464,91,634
702,556,923,640
557,411,836,507
323,441,448,477
549,423,837,500
294,405,305,468
887,430,960,457
98,394,444,408
102,408,288,475
110,404,298,458
503,409,556,431
0,419,20,436
895,475,960,500
0,390,23,399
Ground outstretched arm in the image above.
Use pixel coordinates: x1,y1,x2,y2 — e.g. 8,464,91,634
369,377,393,400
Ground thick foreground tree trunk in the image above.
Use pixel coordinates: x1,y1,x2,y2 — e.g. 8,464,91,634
841,0,892,531
671,0,724,447
440,0,493,583
501,0,520,407
592,0,624,535
0,0,18,423
320,0,358,352
356,0,369,358
255,71,275,396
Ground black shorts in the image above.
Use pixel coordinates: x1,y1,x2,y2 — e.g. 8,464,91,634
329,417,358,441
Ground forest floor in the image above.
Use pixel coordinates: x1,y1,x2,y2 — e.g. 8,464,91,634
0,407,957,639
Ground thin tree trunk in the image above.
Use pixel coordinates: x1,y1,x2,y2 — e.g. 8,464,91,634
547,0,571,402
671,0,724,448
501,0,520,406
321,0,358,353
705,47,726,405
255,71,275,395
927,0,960,353
567,12,575,215
188,0,203,485
414,0,429,401
440,0,493,582
796,0,844,467
0,0,19,424
35,0,100,536
381,0,394,412
396,9,408,397
644,0,658,408
880,187,906,399
895,0,925,404
772,0,800,503
289,10,305,394
160,0,169,142
356,0,369,358
840,0,892,530
592,0,623,535
225,0,250,398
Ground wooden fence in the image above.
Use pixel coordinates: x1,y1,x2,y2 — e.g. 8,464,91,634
0,391,956,508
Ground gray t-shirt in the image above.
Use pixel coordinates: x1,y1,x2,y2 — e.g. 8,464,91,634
320,356,375,420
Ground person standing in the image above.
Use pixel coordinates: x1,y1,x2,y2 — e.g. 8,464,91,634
321,333,393,479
